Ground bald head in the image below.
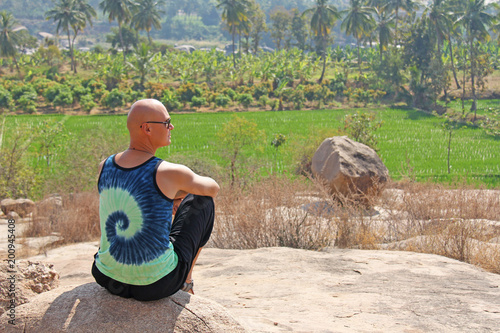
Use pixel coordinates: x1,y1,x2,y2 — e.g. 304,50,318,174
127,99,169,134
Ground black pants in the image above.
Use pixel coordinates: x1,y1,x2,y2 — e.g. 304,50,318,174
92,194,215,301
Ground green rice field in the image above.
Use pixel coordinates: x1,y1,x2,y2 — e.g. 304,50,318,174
2,105,500,189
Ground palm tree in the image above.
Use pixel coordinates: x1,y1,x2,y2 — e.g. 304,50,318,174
341,0,375,73
424,0,460,89
455,0,494,116
71,0,96,73
46,0,86,74
302,0,341,83
127,42,157,88
0,11,22,76
373,6,394,61
386,0,418,50
217,0,250,68
131,0,165,45
99,0,134,61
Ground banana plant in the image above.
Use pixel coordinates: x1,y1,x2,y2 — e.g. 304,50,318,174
127,43,158,88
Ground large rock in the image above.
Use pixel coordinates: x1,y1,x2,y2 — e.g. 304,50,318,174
35,195,63,215
1,199,35,218
0,283,246,333
311,136,389,199
0,261,59,316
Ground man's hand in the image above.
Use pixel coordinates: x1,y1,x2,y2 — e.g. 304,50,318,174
172,196,185,216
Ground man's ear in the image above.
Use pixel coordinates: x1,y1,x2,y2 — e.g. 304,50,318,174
141,124,151,135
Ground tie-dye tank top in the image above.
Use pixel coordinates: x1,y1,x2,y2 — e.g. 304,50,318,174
95,154,178,285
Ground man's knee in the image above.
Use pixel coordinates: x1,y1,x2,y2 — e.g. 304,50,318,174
183,194,214,216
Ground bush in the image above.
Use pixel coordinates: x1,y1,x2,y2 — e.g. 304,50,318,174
53,87,74,108
269,98,279,111
145,82,168,100
223,88,236,100
290,86,305,110
325,72,347,96
191,95,207,108
18,91,37,113
177,83,203,103
84,79,108,101
214,94,231,107
32,77,57,95
236,93,253,108
0,87,13,110
72,84,91,101
43,83,63,102
80,94,97,113
304,84,321,102
11,83,36,100
258,95,269,108
102,88,126,109
253,81,272,100
161,89,181,111
343,111,383,150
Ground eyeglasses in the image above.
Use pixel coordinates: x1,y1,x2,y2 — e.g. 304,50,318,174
140,118,171,129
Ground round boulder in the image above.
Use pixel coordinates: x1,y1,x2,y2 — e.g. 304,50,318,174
0,283,245,332
311,136,389,200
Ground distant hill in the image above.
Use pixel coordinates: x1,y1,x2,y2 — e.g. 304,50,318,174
2,0,350,45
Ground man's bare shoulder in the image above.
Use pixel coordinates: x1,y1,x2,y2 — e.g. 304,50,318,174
157,160,192,175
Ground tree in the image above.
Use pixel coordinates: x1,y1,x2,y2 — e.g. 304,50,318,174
45,0,86,74
270,7,292,51
71,0,97,67
492,3,500,43
217,0,250,68
127,43,157,88
455,0,494,117
99,0,134,61
341,0,375,73
131,0,165,45
302,0,341,83
373,6,394,61
216,115,263,186
424,0,460,89
106,25,139,55
404,17,449,110
385,0,418,50
248,0,267,54
0,11,21,76
291,8,309,51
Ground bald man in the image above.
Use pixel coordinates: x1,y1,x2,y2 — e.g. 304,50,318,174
92,99,219,300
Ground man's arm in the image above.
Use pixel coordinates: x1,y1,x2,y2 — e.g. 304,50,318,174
156,162,220,200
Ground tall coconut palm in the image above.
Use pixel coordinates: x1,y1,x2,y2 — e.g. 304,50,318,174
341,0,375,73
0,11,22,76
373,6,394,61
99,0,134,61
302,0,341,83
385,0,418,50
424,0,460,89
455,0,494,115
46,0,86,73
71,0,96,73
217,0,250,68
131,0,165,45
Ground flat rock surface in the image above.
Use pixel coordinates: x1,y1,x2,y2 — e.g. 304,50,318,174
5,243,500,332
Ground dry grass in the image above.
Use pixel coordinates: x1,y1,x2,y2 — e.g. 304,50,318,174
24,192,100,246
377,181,500,273
210,176,337,250
24,175,500,274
